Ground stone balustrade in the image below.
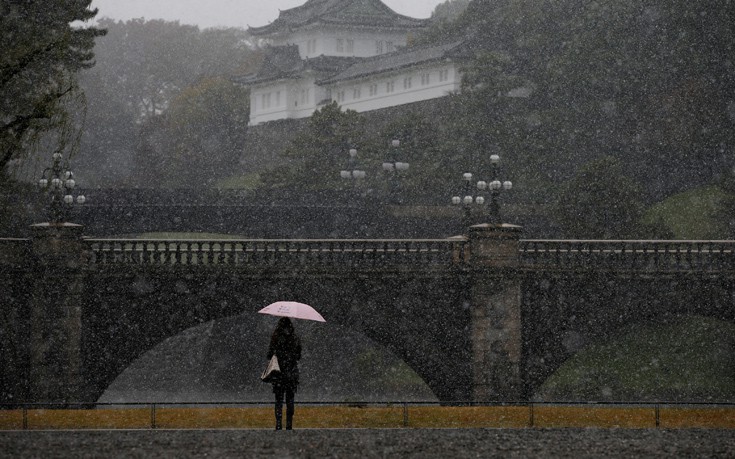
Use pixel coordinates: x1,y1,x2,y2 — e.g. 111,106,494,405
5,238,735,273
83,238,466,269
519,240,735,273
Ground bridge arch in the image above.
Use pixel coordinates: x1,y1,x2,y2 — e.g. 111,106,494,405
98,314,438,403
532,315,735,401
82,264,472,402
521,271,735,399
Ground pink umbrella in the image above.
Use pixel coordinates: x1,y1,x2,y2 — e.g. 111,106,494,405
258,301,326,322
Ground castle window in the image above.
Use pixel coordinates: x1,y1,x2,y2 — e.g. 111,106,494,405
369,84,378,96
346,39,354,53
336,39,344,52
353,87,361,99
386,81,394,93
403,77,412,89
336,90,345,102
376,40,384,54
421,73,430,85
386,41,395,52
439,69,449,82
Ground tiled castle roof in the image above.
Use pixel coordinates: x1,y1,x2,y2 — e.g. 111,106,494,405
233,45,360,86
249,0,427,36
318,41,469,84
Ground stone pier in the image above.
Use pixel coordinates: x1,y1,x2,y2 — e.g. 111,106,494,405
468,223,523,401
28,223,88,404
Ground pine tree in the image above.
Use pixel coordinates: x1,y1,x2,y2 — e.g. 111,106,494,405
0,0,106,171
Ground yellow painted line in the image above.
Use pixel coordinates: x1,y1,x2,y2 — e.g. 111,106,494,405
532,406,656,428
407,406,529,428
26,408,151,430
660,407,735,429
0,410,23,430
1,406,732,430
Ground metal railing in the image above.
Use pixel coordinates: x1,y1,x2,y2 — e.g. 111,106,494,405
84,238,467,268
519,240,735,273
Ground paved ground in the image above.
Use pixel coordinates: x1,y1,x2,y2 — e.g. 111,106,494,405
1,428,734,458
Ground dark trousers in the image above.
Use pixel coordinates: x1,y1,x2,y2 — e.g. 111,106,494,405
274,385,295,430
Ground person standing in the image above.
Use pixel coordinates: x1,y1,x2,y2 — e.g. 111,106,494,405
267,317,302,430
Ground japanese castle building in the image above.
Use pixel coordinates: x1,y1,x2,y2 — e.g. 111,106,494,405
239,0,466,125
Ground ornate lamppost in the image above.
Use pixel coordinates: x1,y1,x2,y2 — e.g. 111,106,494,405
476,154,512,224
340,147,367,184
452,172,485,228
338,147,367,235
452,154,512,226
382,139,409,204
37,151,85,224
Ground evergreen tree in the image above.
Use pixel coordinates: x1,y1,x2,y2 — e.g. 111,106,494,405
266,102,368,192
554,156,645,239
0,0,105,171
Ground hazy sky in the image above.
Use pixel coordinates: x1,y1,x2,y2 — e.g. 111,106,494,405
90,1,446,30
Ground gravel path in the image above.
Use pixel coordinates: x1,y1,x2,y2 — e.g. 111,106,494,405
1,428,734,458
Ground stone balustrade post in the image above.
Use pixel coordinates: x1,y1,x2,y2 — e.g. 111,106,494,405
467,223,523,401
28,223,88,404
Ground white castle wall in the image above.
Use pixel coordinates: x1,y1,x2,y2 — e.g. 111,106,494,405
328,63,462,113
250,77,331,125
250,62,462,125
273,27,410,59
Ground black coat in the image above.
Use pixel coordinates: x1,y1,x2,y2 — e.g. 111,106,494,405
267,331,302,389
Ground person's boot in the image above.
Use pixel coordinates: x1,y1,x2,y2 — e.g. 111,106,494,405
286,405,294,430
275,405,283,430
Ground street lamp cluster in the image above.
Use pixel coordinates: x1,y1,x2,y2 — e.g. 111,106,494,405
340,140,409,203
339,148,366,181
452,154,512,225
38,151,85,224
382,139,409,204
338,140,512,226
382,139,409,173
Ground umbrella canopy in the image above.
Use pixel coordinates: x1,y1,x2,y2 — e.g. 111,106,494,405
258,301,326,322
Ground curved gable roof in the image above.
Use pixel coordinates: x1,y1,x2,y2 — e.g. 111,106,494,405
233,45,359,86
249,0,426,36
318,41,469,85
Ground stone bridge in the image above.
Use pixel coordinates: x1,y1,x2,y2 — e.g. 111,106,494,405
1,223,734,404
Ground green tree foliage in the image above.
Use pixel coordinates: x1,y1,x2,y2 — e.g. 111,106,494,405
431,0,471,21
416,0,472,44
554,156,644,239
0,0,105,172
81,18,254,124
538,316,735,401
73,19,259,186
265,102,368,191
402,0,734,235
643,186,727,239
449,0,735,201
133,78,250,187
376,111,453,202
